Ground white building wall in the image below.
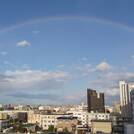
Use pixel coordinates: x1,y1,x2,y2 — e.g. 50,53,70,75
40,114,61,130
119,81,132,118
67,110,110,127
67,111,88,126
119,81,130,106
88,113,110,126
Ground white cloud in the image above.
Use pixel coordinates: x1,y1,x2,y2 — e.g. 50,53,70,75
0,69,69,91
74,64,95,77
89,71,134,99
105,72,134,82
105,87,119,96
74,62,111,77
64,91,86,103
96,61,111,72
1,51,7,56
17,40,31,47
90,71,134,87
57,64,65,68
4,61,18,68
22,64,31,69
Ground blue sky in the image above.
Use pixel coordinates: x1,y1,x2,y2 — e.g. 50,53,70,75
0,0,134,105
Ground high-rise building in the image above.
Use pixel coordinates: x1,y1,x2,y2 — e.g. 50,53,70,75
119,80,132,118
119,81,130,107
87,89,105,113
130,89,134,121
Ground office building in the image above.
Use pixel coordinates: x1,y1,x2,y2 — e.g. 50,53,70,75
130,89,134,121
119,81,132,118
119,81,130,106
87,89,105,113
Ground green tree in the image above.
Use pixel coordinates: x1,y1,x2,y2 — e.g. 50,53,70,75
35,125,42,132
63,127,69,132
48,125,55,132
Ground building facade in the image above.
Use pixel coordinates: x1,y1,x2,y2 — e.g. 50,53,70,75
119,81,132,118
119,81,130,107
28,112,71,130
130,89,134,121
0,120,9,132
56,116,78,133
91,120,112,134
67,110,110,127
124,123,134,134
87,89,105,113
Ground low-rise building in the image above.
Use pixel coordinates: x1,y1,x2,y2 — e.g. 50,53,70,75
67,110,110,127
0,119,9,131
88,112,110,127
28,112,71,130
56,116,78,133
0,113,8,120
67,111,87,126
17,112,28,122
91,120,112,134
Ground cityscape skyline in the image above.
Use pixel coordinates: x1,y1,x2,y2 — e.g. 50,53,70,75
0,1,134,104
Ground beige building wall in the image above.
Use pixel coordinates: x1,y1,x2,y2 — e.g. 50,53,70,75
0,113,8,120
28,112,65,130
91,121,112,134
28,112,41,124
57,119,78,132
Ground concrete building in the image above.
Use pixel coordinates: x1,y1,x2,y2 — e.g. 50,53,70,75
110,113,124,134
17,112,28,122
113,102,121,113
124,123,134,134
28,112,40,124
0,111,18,121
67,110,110,127
0,113,8,120
88,112,110,127
119,81,132,118
28,112,71,130
0,120,9,132
91,120,112,134
68,111,88,126
56,116,78,133
119,81,130,106
87,89,105,113
130,89,134,121
128,83,134,98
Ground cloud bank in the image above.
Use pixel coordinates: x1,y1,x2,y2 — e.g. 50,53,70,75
0,69,69,92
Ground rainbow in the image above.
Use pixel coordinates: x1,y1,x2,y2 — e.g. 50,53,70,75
0,15,134,34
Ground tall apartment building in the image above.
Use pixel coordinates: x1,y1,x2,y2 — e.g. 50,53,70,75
87,89,105,113
119,81,130,107
119,80,132,119
130,89,134,121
